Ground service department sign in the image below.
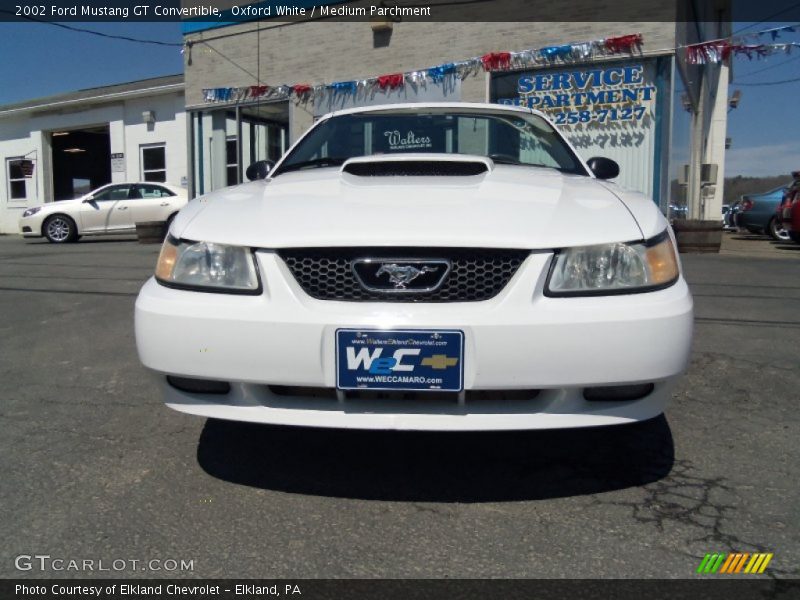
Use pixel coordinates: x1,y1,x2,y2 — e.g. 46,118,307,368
492,58,666,202
498,63,656,126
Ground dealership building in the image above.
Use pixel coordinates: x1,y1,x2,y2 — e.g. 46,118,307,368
181,0,730,220
0,75,186,233
0,2,731,235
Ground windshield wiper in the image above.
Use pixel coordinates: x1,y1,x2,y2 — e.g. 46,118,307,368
274,157,347,175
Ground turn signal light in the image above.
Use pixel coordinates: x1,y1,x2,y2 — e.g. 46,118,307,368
645,236,679,285
155,239,178,280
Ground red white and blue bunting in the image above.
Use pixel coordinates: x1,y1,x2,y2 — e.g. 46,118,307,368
198,23,800,103
685,24,800,64
200,33,643,104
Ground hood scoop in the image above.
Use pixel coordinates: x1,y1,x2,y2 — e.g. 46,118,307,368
341,154,492,177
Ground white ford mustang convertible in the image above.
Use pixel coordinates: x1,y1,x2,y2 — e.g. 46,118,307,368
135,103,693,430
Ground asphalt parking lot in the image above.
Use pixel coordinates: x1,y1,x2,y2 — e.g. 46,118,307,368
0,233,798,579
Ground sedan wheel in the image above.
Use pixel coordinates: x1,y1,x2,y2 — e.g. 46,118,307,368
768,217,790,242
44,215,77,243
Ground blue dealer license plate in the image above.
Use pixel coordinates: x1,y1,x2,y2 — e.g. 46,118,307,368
336,329,464,392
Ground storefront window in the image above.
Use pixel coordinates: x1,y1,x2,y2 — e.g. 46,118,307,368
190,102,289,197
491,57,672,206
240,103,287,167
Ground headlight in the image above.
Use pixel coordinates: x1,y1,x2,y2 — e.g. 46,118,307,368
155,235,261,294
22,207,42,218
545,230,679,296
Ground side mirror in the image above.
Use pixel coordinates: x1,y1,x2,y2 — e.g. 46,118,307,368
82,196,95,203
587,157,620,180
246,160,275,181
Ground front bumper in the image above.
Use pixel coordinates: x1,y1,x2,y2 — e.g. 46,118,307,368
19,215,44,237
135,251,694,430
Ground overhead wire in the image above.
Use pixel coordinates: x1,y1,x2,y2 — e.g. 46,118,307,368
736,75,800,86
735,52,800,79
201,43,260,80
730,3,800,36
0,11,182,46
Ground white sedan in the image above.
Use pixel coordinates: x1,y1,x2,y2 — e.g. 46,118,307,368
20,182,187,243
135,103,693,431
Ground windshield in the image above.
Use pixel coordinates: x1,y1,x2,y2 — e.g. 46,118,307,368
272,108,587,176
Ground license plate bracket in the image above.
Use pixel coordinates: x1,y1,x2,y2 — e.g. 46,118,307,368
335,329,464,392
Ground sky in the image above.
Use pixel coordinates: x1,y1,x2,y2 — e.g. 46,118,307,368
721,21,800,178
0,18,798,179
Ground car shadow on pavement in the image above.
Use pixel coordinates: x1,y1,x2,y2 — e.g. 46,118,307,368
196,415,674,502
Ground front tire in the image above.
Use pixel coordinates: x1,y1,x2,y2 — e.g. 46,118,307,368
768,217,790,241
43,215,78,243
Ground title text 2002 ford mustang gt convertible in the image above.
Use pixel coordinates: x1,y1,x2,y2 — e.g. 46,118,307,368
135,103,693,431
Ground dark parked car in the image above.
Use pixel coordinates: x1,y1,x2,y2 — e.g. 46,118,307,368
737,185,790,241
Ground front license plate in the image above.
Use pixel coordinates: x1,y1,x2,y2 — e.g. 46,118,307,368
336,329,464,392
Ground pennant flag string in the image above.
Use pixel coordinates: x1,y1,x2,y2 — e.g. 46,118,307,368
200,31,645,105
684,22,800,64
195,24,800,103
198,22,800,104
685,40,800,64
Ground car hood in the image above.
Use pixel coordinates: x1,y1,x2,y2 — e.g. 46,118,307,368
175,164,649,249
29,198,84,212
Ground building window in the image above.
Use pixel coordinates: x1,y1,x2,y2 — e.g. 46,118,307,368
226,137,238,186
7,158,29,200
141,144,166,182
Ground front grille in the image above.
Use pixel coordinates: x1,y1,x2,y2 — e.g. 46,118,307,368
279,247,528,302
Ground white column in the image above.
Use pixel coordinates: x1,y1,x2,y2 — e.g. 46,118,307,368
703,63,729,220
210,111,228,191
32,130,48,204
687,94,704,221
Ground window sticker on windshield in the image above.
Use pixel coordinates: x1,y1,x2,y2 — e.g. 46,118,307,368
382,129,433,151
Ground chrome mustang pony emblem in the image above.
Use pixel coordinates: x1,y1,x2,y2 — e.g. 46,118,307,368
376,263,439,289
351,258,451,293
